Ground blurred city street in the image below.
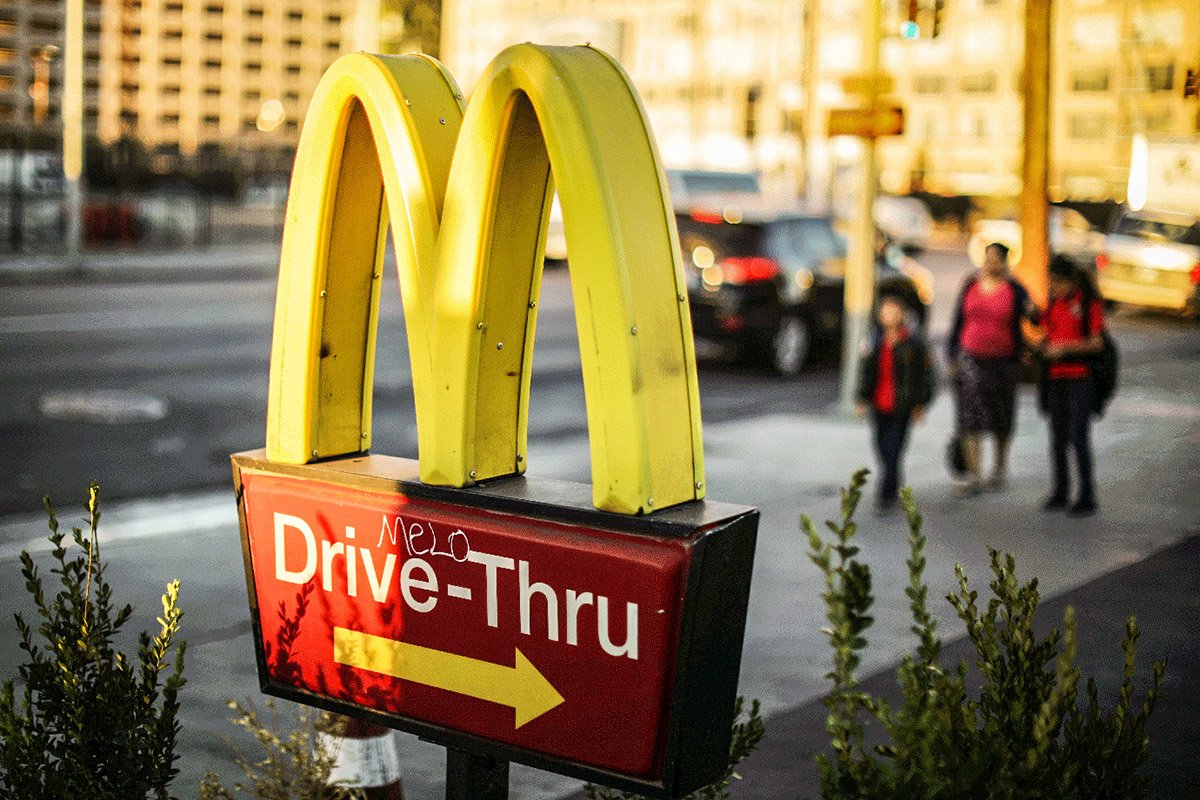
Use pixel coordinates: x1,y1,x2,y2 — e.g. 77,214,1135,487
1,242,1197,798
3,0,1200,796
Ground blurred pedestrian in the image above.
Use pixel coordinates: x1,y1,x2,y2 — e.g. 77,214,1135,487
1039,256,1105,517
947,241,1036,495
856,295,936,513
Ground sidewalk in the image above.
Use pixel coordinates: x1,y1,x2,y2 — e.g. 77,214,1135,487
557,378,1200,800
0,240,281,284
706,380,1199,800
730,533,1200,800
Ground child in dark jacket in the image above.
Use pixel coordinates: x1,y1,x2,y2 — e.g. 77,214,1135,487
856,296,936,512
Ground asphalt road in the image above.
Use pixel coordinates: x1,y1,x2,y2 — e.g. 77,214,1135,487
0,259,852,517
1,247,1198,799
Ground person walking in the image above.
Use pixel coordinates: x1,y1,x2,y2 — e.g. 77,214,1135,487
856,295,936,513
1039,256,1105,517
947,241,1035,495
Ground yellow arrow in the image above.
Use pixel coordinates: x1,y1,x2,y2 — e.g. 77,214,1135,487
332,627,565,729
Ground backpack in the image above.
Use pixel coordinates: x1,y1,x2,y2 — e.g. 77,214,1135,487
1082,292,1119,416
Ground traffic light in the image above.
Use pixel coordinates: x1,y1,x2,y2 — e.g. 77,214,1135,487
900,0,920,39
932,0,947,38
1185,68,1199,99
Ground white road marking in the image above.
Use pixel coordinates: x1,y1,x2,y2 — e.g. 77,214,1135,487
0,490,237,561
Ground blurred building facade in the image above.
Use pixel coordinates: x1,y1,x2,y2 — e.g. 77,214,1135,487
0,0,363,161
440,0,1200,206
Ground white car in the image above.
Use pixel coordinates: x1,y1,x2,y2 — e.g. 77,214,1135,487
968,207,1106,269
873,195,932,254
1098,207,1200,316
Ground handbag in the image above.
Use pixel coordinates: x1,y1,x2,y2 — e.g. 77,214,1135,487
946,433,968,478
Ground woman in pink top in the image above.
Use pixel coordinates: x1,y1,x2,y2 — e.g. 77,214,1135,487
947,242,1036,494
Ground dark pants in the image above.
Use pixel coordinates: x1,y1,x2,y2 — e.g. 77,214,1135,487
1047,378,1095,501
872,410,911,503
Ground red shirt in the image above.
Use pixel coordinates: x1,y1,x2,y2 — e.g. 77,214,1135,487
873,333,907,412
1044,289,1104,379
959,281,1017,358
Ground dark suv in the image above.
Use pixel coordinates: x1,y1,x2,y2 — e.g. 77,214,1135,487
676,206,931,376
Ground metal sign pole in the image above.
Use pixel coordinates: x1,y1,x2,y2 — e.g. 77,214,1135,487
446,748,509,800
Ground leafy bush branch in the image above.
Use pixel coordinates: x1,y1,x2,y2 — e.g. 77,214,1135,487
0,482,187,799
806,469,1164,800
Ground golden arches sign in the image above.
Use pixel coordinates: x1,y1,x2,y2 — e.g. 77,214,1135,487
266,44,704,515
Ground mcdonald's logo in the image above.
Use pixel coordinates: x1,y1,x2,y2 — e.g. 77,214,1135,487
233,44,757,798
266,43,704,515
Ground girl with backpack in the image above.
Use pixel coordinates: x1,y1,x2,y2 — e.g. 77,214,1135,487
1039,255,1106,517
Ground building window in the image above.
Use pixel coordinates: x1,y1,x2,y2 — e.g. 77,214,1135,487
246,35,263,46
244,61,262,73
1144,107,1173,133
203,114,220,126
160,113,180,125
960,72,997,93
164,2,183,12
162,57,182,67
205,31,222,42
205,4,223,15
325,14,341,24
1145,63,1174,93
243,89,261,101
242,116,257,132
1068,113,1109,140
164,29,183,40
284,90,299,102
287,10,303,22
204,59,221,69
286,37,302,48
162,85,181,96
285,63,301,75
246,7,264,18
325,40,340,52
1071,67,1109,92
913,75,946,95
204,86,220,97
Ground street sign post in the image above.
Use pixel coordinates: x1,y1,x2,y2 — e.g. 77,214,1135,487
826,104,905,138
233,45,757,800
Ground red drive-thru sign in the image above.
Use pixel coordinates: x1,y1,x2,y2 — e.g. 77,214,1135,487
235,456,756,792
234,44,758,799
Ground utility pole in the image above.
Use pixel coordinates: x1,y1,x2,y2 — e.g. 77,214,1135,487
801,0,825,209
836,0,882,414
63,0,85,268
1017,0,1052,307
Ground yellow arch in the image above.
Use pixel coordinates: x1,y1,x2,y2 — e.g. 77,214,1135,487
266,52,463,467
266,45,704,515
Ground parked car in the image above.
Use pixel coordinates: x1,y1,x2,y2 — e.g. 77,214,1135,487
665,169,763,210
543,170,763,268
873,195,933,254
968,206,1106,271
676,203,932,376
1097,206,1200,317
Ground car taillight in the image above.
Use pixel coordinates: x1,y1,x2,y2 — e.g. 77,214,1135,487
1095,252,1109,272
689,211,725,225
1190,263,1200,285
719,256,780,285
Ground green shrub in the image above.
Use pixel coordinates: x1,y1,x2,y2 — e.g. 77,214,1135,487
200,700,365,800
0,482,187,799
805,469,1164,800
583,696,765,800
